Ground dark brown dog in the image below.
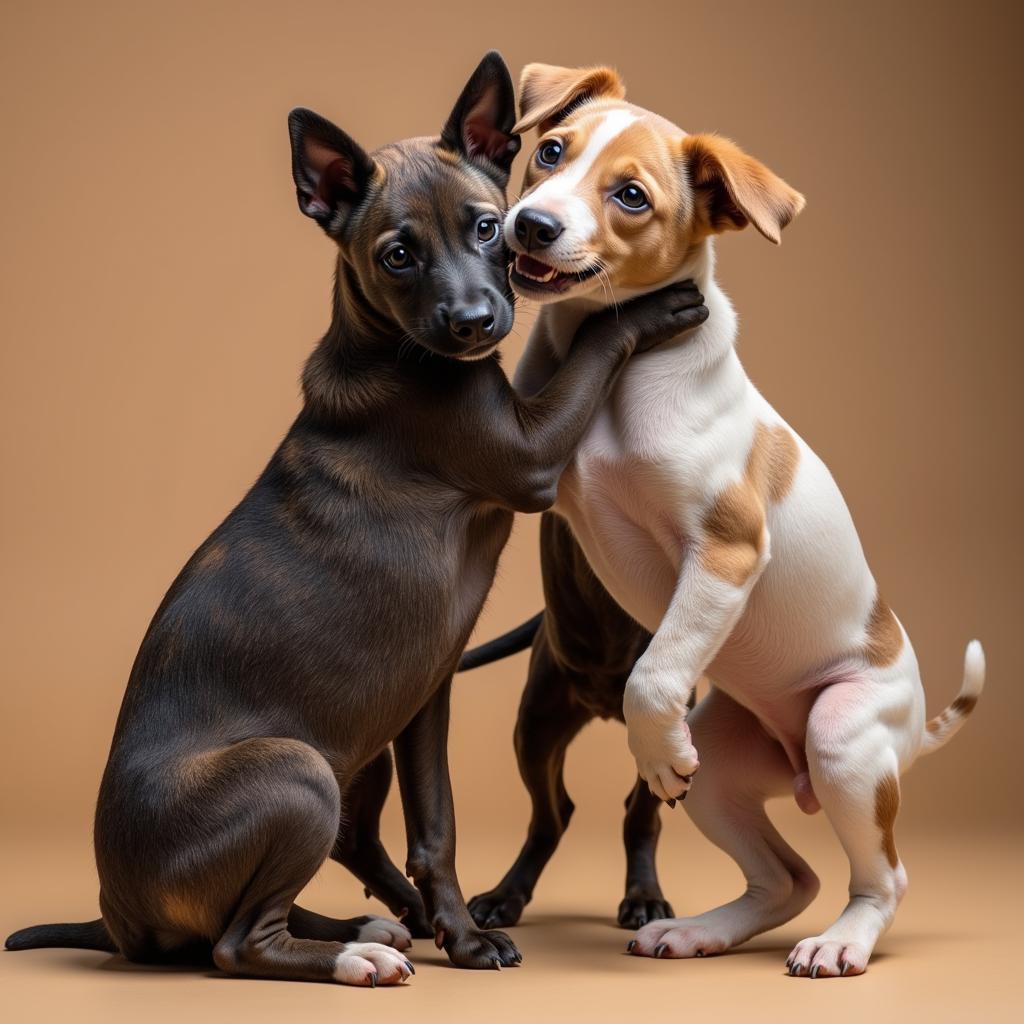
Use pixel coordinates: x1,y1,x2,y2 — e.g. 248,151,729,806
4,52,707,985
462,528,671,931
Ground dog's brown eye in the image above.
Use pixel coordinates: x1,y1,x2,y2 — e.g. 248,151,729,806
382,245,413,271
615,184,649,211
477,219,499,243
537,140,563,167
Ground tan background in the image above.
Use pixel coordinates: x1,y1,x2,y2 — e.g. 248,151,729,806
1,1,1021,1021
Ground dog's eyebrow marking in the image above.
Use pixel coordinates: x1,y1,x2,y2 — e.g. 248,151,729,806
520,109,640,243
554,108,640,190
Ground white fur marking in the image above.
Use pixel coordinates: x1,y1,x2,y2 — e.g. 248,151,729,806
505,109,639,253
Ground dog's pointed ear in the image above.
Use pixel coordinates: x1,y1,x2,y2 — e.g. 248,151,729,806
681,134,805,245
514,63,626,135
288,108,375,236
440,51,521,185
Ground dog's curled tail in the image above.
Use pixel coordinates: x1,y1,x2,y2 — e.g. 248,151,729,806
919,640,985,756
5,919,116,953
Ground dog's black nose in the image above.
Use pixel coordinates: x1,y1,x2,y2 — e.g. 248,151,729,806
448,304,495,345
514,208,563,251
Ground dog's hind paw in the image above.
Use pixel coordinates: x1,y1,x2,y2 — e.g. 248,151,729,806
617,894,675,929
628,918,731,959
468,887,527,929
786,936,870,978
333,942,414,986
356,916,412,951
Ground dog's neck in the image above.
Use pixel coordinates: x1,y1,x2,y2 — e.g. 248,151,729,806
536,238,737,376
301,256,409,424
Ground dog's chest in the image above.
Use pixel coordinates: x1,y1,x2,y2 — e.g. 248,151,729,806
555,369,720,537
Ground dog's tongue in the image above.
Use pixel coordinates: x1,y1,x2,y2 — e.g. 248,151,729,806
517,253,558,278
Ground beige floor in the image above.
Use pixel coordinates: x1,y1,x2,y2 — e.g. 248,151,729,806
2,809,1020,1024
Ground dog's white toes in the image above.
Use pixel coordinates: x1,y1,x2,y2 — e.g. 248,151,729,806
787,937,868,978
628,919,729,959
334,941,414,986
356,916,412,950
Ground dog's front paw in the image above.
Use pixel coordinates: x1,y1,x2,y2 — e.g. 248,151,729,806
437,925,521,970
627,719,699,803
468,886,528,929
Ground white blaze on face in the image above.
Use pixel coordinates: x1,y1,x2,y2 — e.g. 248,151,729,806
506,108,640,265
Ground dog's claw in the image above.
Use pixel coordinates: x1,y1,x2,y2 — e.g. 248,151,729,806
666,798,676,809
680,791,687,802
626,940,637,953
696,950,705,958
654,943,668,959
404,959,415,975
369,972,378,988
491,957,502,971
841,961,850,976
811,965,821,979
363,887,372,900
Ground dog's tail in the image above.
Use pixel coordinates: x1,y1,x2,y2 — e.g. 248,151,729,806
5,918,116,953
458,611,543,672
919,640,985,756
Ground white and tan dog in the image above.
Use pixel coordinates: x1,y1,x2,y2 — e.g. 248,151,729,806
503,63,985,978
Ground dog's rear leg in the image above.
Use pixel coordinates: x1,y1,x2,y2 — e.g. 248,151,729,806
293,750,429,938
160,738,411,986
786,676,910,979
468,636,592,928
629,688,818,959
617,777,673,928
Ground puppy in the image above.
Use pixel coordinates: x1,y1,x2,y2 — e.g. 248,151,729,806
4,54,708,985
466,63,984,978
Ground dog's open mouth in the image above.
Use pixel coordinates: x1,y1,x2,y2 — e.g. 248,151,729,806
510,253,600,294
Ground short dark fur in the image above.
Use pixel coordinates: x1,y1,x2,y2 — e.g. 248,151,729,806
464,518,679,930
5,52,707,982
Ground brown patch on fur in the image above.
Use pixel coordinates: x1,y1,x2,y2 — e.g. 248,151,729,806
951,694,978,716
515,63,625,135
699,423,800,585
874,775,900,869
747,422,800,503
160,892,218,938
864,594,903,666
194,539,228,573
701,482,765,587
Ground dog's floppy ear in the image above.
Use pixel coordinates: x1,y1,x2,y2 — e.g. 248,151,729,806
681,134,805,245
514,63,626,135
288,108,375,236
441,51,521,185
